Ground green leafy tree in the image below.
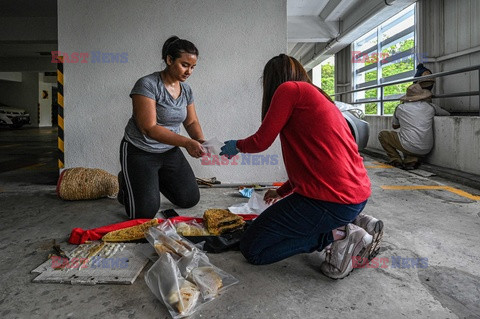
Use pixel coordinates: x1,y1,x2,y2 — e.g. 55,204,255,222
362,39,415,114
316,39,415,114
321,63,335,97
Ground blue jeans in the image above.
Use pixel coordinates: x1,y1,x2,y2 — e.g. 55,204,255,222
239,193,367,265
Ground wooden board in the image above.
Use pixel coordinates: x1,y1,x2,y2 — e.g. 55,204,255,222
32,243,153,285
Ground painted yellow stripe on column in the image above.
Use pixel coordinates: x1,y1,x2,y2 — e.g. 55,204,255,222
58,159,64,168
381,185,480,200
57,114,64,130
57,70,64,86
58,92,64,107
58,137,64,152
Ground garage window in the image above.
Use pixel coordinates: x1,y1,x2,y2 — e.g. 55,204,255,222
312,56,335,98
352,3,416,115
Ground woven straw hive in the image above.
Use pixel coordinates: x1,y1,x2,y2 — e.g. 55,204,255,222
57,167,119,200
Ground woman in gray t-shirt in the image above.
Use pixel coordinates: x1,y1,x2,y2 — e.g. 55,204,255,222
118,36,206,219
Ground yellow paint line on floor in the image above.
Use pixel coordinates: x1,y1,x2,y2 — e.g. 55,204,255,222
0,144,21,148
23,163,47,170
381,185,480,200
365,161,393,169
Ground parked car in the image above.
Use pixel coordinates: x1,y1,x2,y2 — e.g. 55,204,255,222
0,103,31,128
335,101,369,151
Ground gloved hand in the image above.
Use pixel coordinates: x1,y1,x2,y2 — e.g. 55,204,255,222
220,140,239,159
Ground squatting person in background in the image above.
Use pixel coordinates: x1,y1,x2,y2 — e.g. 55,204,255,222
378,83,450,170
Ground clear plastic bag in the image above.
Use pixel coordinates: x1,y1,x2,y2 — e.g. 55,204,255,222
175,220,210,237
201,137,223,155
145,254,200,318
144,220,239,318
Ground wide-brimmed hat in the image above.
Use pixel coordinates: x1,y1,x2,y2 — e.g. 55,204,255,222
400,83,432,102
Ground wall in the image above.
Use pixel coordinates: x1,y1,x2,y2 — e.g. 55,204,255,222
0,72,39,126
365,115,480,175
58,0,287,183
0,72,22,82
38,74,52,127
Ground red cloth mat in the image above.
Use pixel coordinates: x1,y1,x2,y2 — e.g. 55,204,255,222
68,214,258,244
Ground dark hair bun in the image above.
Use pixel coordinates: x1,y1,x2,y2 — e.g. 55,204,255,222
161,36,199,64
162,36,181,61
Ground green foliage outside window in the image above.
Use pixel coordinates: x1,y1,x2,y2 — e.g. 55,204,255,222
321,63,335,97
359,39,415,114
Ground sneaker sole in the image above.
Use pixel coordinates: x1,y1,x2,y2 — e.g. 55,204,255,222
369,220,384,259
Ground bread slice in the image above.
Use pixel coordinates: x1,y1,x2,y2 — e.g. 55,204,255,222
157,234,190,257
154,243,179,257
168,280,200,315
190,266,223,299
176,222,210,236
102,218,159,242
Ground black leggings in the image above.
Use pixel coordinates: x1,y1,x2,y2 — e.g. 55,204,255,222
119,139,200,219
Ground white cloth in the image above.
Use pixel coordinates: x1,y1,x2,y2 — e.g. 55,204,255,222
392,101,450,155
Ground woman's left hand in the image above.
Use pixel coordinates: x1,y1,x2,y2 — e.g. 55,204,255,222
220,140,239,159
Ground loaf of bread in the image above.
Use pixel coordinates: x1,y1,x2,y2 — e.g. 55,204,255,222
102,219,159,242
203,209,245,235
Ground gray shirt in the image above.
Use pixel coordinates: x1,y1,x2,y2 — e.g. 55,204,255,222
124,72,194,153
393,101,450,155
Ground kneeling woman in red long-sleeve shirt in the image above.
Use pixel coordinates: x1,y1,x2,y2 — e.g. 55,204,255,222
220,54,383,279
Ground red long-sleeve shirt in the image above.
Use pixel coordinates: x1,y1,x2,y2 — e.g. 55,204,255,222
236,81,371,204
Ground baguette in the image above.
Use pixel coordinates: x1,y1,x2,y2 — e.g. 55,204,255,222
102,218,159,242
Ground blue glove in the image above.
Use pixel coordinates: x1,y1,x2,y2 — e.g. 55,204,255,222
220,140,239,159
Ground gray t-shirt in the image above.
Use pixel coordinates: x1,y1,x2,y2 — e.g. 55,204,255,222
124,72,194,153
393,101,449,155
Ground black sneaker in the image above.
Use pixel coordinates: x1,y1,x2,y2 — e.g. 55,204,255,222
387,160,404,169
403,162,419,170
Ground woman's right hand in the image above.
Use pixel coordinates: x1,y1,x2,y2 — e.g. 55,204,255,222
264,189,281,205
185,139,206,158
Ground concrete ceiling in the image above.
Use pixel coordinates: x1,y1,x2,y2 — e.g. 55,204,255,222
287,0,417,70
0,0,416,71
0,0,57,57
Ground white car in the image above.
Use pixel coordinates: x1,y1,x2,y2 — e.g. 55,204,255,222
335,101,370,151
0,103,31,128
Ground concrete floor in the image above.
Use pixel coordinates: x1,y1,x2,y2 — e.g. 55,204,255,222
1,127,480,319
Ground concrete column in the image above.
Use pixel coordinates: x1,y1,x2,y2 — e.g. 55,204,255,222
335,45,352,103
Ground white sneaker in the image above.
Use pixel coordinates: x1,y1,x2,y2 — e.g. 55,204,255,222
320,224,373,279
353,213,384,258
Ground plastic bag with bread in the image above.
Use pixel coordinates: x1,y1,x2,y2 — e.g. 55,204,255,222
144,219,239,319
